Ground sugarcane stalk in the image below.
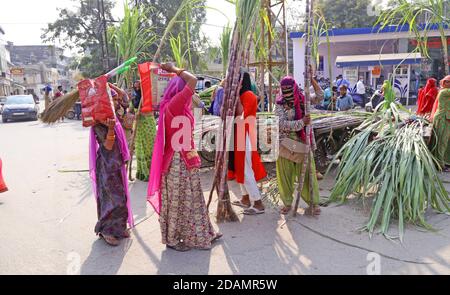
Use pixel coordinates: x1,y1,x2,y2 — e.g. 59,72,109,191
291,0,315,217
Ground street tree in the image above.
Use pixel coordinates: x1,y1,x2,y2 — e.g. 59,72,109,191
316,0,377,29
41,0,116,78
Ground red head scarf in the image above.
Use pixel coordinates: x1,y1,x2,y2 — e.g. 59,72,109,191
417,78,438,115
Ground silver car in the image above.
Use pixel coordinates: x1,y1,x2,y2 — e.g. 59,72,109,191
1,95,40,123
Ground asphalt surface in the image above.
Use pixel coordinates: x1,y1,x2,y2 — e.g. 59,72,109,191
0,118,449,274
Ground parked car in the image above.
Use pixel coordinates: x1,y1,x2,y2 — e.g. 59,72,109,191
1,95,39,123
0,96,6,115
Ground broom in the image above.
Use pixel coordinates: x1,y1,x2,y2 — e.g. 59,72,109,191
41,90,80,124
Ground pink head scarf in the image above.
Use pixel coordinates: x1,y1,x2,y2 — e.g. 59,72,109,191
147,76,192,214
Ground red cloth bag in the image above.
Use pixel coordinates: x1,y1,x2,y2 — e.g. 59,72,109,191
138,62,176,112
78,75,115,127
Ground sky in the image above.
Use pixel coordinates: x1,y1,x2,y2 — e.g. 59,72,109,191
0,0,236,52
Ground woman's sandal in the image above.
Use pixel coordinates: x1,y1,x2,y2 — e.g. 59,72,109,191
99,234,120,246
232,199,251,208
243,206,265,215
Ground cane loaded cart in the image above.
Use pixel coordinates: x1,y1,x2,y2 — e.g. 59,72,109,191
195,109,369,173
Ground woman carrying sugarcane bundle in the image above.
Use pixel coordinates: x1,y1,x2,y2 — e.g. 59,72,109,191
431,75,450,172
147,63,221,252
132,80,157,181
229,70,267,215
275,69,323,215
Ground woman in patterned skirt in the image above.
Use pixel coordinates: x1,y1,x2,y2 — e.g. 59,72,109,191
147,63,222,252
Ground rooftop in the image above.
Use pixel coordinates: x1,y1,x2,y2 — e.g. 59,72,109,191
290,24,450,39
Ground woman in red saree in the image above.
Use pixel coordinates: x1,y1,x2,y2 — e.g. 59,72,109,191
416,78,438,116
229,71,267,215
0,158,8,193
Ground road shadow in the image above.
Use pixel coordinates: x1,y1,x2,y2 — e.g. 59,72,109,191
80,237,132,275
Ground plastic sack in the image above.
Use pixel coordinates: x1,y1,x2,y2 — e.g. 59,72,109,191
138,62,176,112
78,75,115,127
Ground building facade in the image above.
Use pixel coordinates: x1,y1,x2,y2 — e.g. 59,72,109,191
291,25,450,104
6,43,72,94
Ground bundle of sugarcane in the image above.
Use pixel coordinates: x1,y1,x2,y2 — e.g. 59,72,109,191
207,0,262,222
327,83,450,241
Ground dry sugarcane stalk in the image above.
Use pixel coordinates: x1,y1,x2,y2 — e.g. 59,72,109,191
291,0,315,217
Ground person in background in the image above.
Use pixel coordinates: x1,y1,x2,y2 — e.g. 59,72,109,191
0,157,8,193
356,77,367,107
430,75,450,172
54,86,63,100
43,85,52,111
204,80,212,90
416,78,438,116
319,85,336,110
230,70,267,215
336,85,354,111
54,86,65,122
131,81,142,111
333,74,343,87
210,80,225,116
147,63,222,251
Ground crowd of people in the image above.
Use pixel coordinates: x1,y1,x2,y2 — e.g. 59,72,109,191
2,62,448,252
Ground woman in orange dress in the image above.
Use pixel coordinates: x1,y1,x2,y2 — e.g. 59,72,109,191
229,71,267,215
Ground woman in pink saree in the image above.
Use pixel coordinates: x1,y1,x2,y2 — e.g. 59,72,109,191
147,63,222,252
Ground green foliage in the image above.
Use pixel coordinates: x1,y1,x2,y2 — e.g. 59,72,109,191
169,34,189,69
317,0,377,29
138,0,207,70
220,24,232,76
41,0,117,78
328,103,450,241
110,3,155,87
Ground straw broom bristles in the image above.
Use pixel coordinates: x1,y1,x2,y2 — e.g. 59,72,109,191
41,90,80,124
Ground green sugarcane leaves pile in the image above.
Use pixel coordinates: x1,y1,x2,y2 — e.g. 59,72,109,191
329,82,450,242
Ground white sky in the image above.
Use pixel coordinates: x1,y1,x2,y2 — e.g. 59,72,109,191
0,0,236,51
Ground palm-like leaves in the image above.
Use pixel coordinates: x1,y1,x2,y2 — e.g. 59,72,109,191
110,3,155,87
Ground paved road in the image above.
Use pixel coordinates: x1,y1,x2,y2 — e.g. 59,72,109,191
0,118,449,274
